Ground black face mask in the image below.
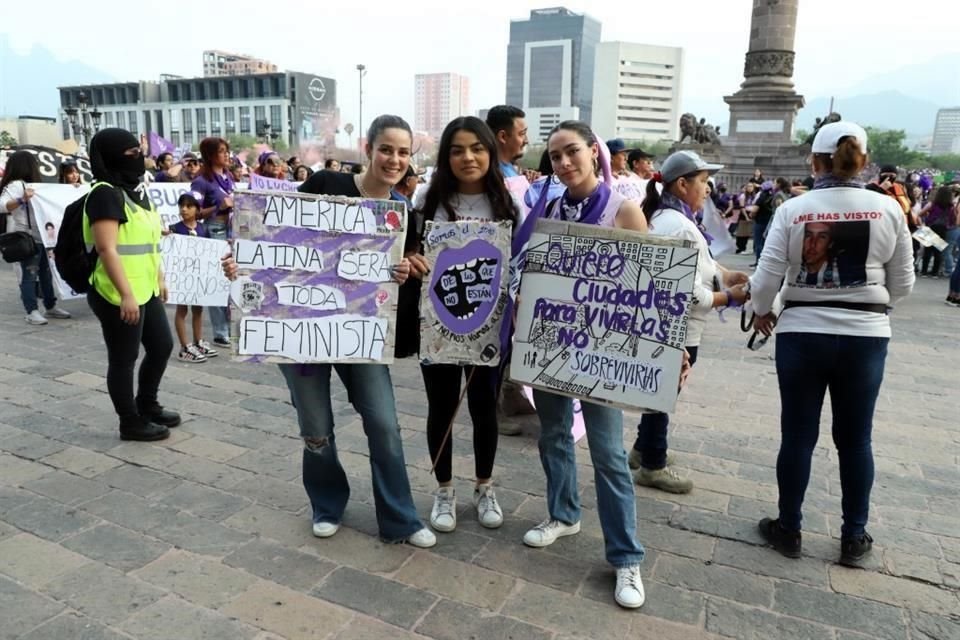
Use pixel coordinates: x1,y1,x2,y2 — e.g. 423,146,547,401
115,151,146,188
89,128,145,191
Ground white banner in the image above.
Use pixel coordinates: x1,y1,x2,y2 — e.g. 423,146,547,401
28,183,90,300
702,197,736,258
28,182,231,303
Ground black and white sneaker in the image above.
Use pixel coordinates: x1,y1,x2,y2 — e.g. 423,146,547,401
177,344,207,363
195,340,219,357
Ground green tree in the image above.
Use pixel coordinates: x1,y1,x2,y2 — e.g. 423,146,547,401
930,154,960,171
226,134,257,152
794,128,811,145
0,130,18,147
864,127,924,167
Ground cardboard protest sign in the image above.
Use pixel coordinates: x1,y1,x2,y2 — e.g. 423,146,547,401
249,173,300,192
230,189,406,364
419,220,512,366
912,226,947,251
160,234,231,306
510,219,697,414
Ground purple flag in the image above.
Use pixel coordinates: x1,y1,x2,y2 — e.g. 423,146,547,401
149,132,175,158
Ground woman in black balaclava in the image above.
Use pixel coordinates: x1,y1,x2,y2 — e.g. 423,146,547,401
85,128,179,442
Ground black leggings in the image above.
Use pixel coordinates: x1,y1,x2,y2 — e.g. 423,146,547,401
88,289,173,424
421,364,499,484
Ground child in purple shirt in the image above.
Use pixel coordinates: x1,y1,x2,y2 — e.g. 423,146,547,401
171,194,218,363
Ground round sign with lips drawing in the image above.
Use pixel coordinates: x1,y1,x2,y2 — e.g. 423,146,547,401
428,239,503,336
308,77,326,103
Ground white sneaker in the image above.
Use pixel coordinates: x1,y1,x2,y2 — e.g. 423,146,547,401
522,518,581,548
44,306,71,319
406,527,437,548
312,521,340,538
615,565,645,609
473,484,503,529
177,345,208,364
25,310,48,325
430,487,457,532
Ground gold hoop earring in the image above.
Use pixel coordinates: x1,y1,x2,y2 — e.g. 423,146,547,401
592,158,599,173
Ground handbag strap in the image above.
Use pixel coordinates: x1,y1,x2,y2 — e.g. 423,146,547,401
20,181,31,230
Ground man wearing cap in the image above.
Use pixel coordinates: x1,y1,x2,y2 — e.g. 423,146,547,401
867,164,911,217
629,148,655,181
179,153,201,183
606,138,646,203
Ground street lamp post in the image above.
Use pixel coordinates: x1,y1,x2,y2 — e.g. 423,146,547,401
63,90,103,149
356,64,366,152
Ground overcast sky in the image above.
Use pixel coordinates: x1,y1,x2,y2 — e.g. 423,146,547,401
4,0,958,144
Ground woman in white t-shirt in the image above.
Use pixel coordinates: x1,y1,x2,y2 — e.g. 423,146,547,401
628,151,749,494
741,121,914,566
409,116,522,535
0,151,71,325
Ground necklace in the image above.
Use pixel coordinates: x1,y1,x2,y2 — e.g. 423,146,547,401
455,192,486,213
354,173,390,200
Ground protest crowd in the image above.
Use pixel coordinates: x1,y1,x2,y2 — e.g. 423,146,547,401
0,103,935,612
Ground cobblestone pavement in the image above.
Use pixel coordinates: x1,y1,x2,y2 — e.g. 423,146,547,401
0,255,958,640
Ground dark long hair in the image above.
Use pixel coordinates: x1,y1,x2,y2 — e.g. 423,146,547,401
641,171,701,221
932,185,954,209
58,161,81,185
199,137,229,179
419,116,518,225
0,151,41,195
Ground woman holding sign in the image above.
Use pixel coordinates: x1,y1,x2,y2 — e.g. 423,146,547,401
191,137,234,347
628,151,749,494
518,120,649,609
410,116,522,533
223,115,435,549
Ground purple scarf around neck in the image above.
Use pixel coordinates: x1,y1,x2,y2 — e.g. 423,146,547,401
658,191,714,245
555,182,611,225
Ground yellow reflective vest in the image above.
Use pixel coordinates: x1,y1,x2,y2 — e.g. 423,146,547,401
82,182,162,305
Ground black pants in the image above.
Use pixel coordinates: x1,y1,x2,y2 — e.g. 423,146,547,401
922,224,947,275
633,346,699,468
421,363,500,484
88,289,173,425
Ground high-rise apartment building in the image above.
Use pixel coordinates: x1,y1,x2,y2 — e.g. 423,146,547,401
591,42,684,143
932,107,960,156
203,50,278,77
504,7,601,141
414,73,470,139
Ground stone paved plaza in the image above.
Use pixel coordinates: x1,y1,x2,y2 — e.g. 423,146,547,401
0,254,958,640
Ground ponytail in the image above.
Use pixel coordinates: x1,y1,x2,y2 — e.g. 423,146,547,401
813,136,867,180
641,173,664,221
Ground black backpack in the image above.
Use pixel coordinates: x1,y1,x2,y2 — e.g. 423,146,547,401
55,182,118,294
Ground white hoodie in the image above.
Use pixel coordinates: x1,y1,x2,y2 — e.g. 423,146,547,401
749,186,914,337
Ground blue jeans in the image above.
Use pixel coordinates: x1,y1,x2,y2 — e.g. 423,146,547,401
18,245,56,313
632,346,698,469
754,220,768,261
279,363,423,542
951,256,960,294
775,332,888,538
205,221,230,341
943,227,960,274
533,389,645,567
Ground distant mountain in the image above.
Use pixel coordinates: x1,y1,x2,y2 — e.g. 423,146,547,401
842,53,960,109
797,91,941,137
681,54,958,141
0,35,114,117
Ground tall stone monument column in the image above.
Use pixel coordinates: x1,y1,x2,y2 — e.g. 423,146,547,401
722,0,808,185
